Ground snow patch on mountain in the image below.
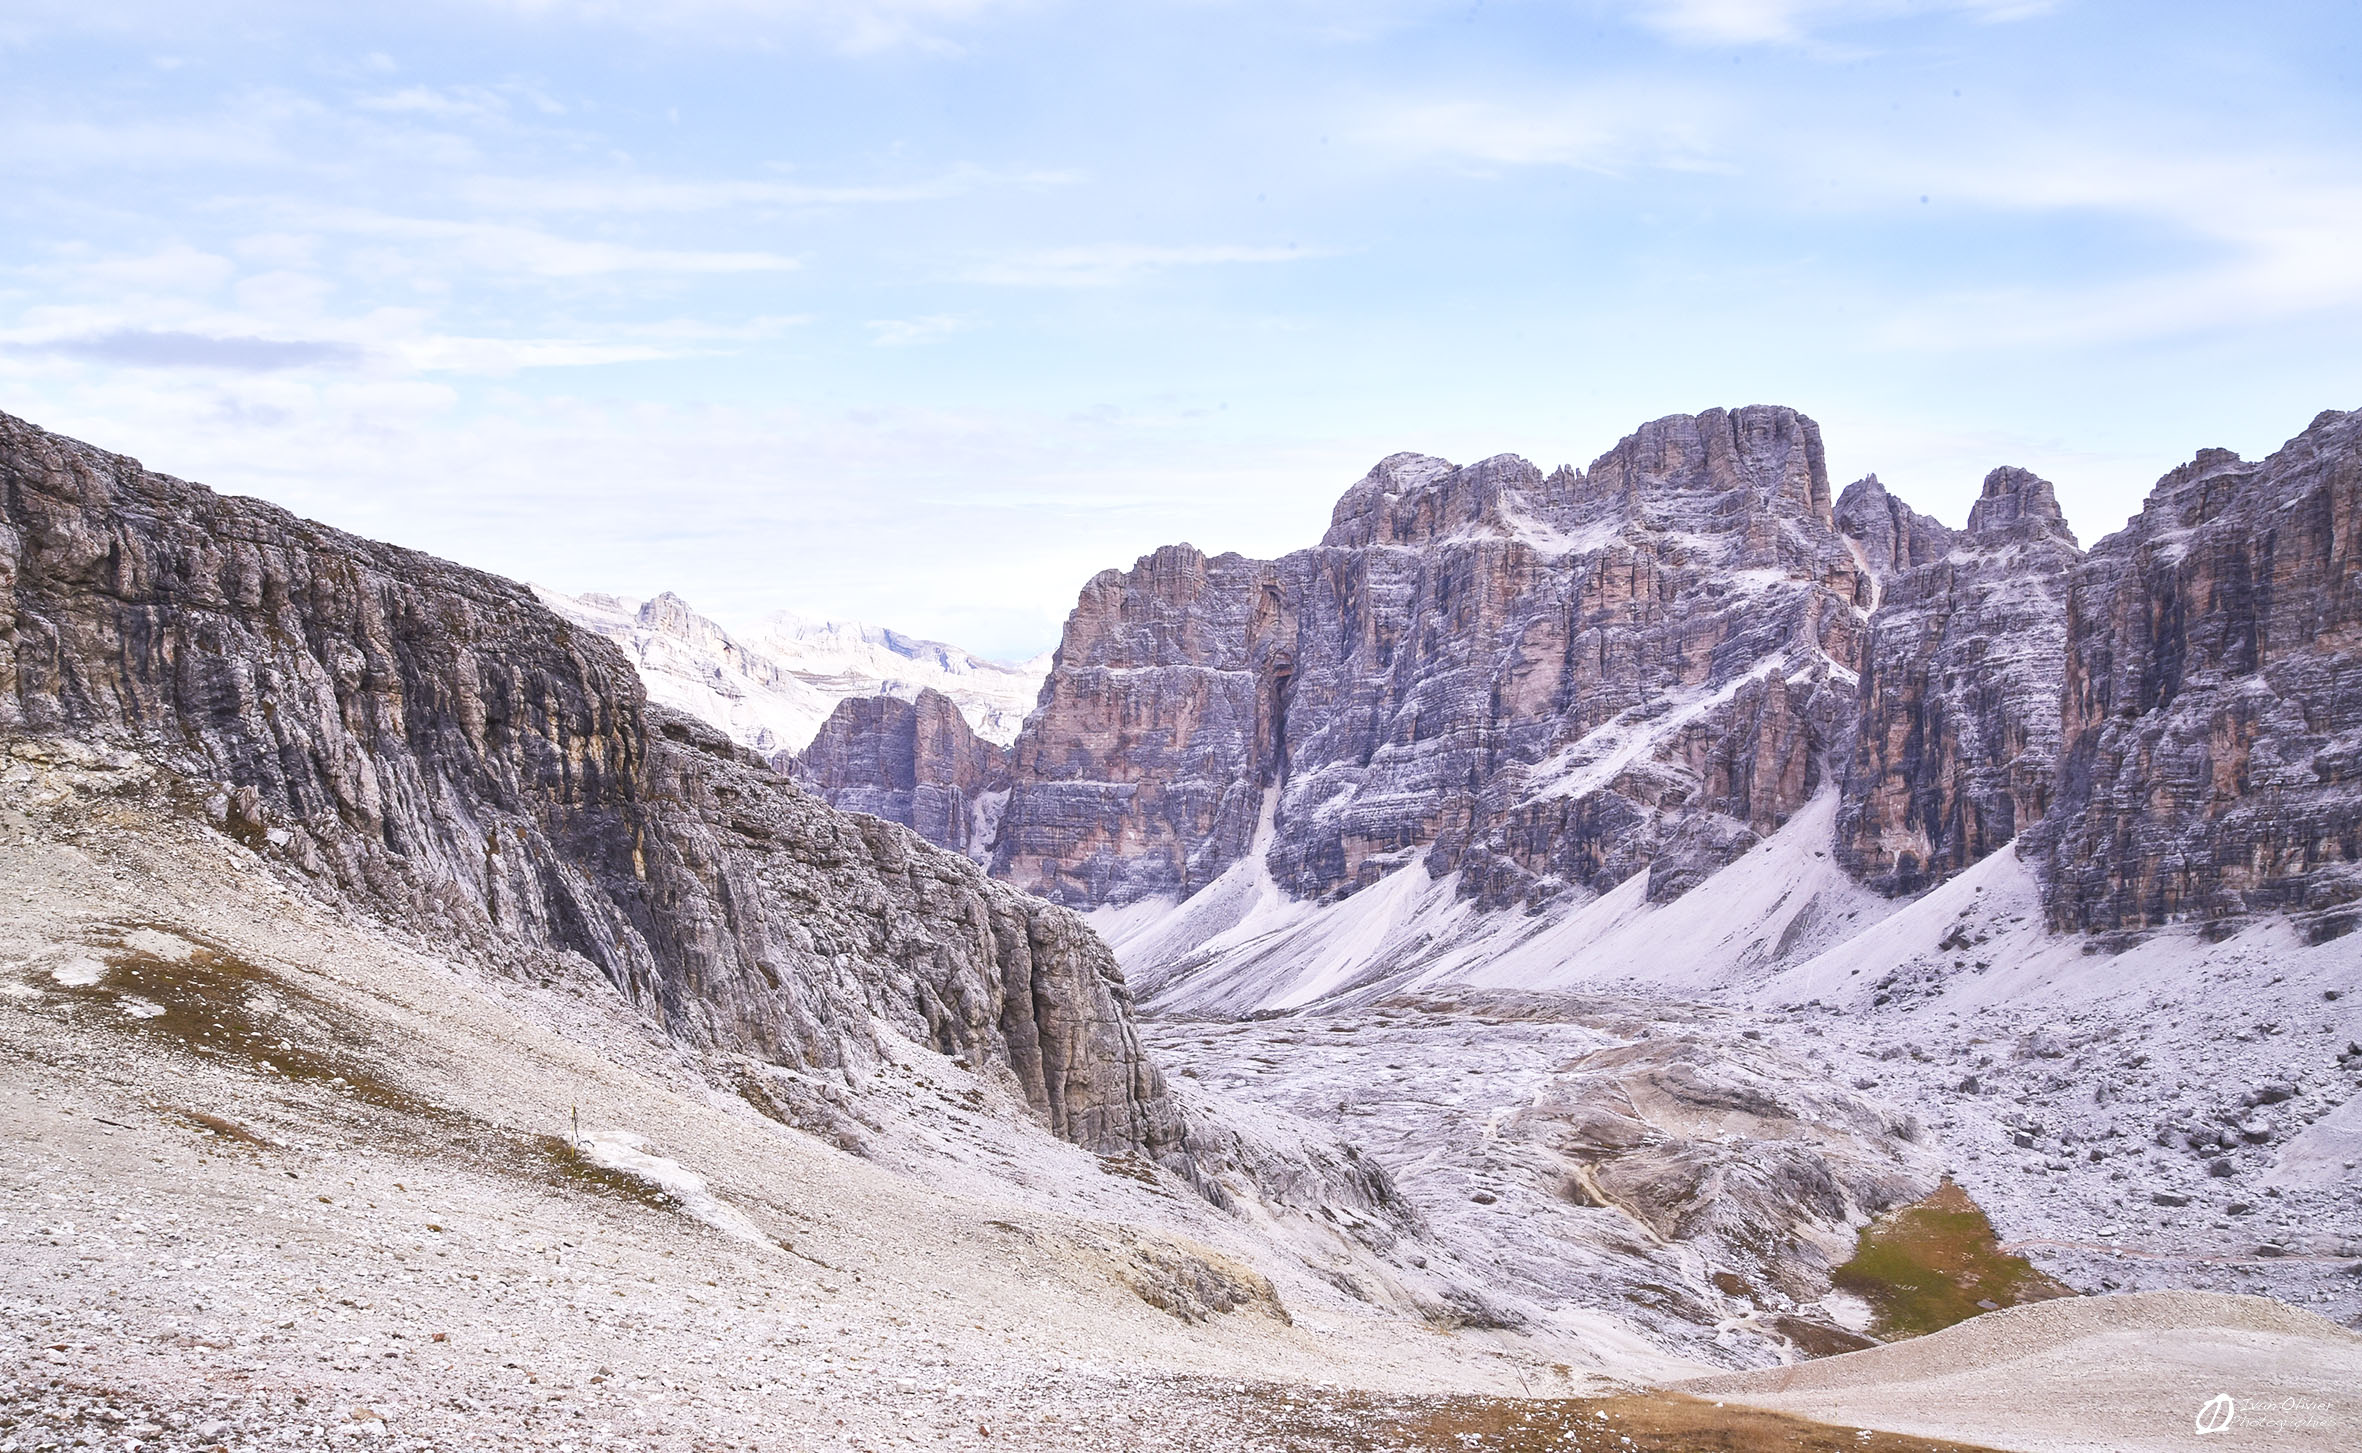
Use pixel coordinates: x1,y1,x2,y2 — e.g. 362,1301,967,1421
1119,792,1883,1015
537,586,1049,755
1111,786,2362,1330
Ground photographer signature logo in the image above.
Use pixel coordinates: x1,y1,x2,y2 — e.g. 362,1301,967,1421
2194,1393,2236,1435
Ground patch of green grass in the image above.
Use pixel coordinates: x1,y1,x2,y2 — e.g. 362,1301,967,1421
1832,1179,2073,1340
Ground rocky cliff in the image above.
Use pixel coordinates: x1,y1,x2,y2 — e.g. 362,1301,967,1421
2031,408,2362,934
0,409,1177,1158
831,403,2359,957
1835,467,2084,895
993,407,1871,911
791,687,1011,861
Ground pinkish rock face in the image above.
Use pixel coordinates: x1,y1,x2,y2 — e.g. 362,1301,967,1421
1835,467,2085,896
994,406,1873,912
790,687,1010,861
962,404,2360,947
2031,410,2362,935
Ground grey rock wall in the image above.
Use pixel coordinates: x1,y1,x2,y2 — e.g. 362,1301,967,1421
907,403,2359,947
0,409,1178,1158
1836,467,2084,894
994,407,1872,911
789,687,1011,861
2031,409,2362,933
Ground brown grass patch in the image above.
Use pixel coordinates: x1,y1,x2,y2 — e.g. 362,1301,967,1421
1186,1382,2007,1451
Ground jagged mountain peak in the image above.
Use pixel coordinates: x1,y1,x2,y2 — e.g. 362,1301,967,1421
1320,450,1550,550
1966,465,2078,545
1583,405,1832,520
1318,408,1842,560
1832,472,1957,586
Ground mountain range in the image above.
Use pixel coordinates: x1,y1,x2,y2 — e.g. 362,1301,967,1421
536,586,1048,757
792,404,2362,1002
3,402,2358,1453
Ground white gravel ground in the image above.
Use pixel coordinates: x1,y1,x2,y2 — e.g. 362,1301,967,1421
0,740,1648,1453
1683,1290,2362,1453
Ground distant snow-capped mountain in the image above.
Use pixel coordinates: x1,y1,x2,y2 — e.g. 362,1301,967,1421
535,587,1048,756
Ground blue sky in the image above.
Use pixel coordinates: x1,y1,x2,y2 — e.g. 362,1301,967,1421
4,1,2359,658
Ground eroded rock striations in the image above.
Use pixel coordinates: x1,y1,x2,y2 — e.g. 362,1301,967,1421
0,409,1177,1158
853,403,2359,951
791,687,1011,862
993,407,1872,911
2030,409,2362,934
1835,467,2084,895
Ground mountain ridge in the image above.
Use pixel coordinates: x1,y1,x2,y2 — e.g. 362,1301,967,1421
0,408,1171,1160
791,403,2361,983
537,584,1049,757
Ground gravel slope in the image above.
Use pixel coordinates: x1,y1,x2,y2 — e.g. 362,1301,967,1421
1682,1290,2362,1453
0,736,1668,1452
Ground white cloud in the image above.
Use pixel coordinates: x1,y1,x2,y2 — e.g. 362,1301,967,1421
866,314,969,346
614,314,812,341
1848,142,2362,350
965,242,1319,287
391,335,682,372
452,165,1070,213
295,209,802,276
63,245,239,294
1356,88,1727,172
3,330,364,372
0,117,287,170
233,232,322,269
468,0,1037,54
1625,0,2055,48
353,85,513,121
232,270,335,320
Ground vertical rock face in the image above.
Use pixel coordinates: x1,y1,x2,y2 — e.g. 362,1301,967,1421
790,687,1011,861
804,403,2359,953
1835,474,1954,591
993,407,1872,911
1837,467,2084,894
992,543,1288,906
0,409,1177,1158
2030,410,2362,933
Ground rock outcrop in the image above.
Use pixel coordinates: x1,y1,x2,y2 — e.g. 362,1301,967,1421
0,409,1177,1158
2030,409,2362,934
1837,467,2084,894
840,402,2361,954
791,687,1011,861
993,542,1286,907
993,407,1871,911
1834,473,1954,591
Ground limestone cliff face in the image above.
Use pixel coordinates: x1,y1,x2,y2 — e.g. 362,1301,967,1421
1834,473,1953,590
790,687,1011,861
1836,468,2084,895
992,542,1287,907
2030,409,2362,934
799,405,2360,949
0,410,1176,1158
993,407,1872,911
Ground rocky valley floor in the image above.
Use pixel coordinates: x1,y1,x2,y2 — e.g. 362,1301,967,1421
3,733,2359,1453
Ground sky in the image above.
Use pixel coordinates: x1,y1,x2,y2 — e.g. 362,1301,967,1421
3,1,2359,659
